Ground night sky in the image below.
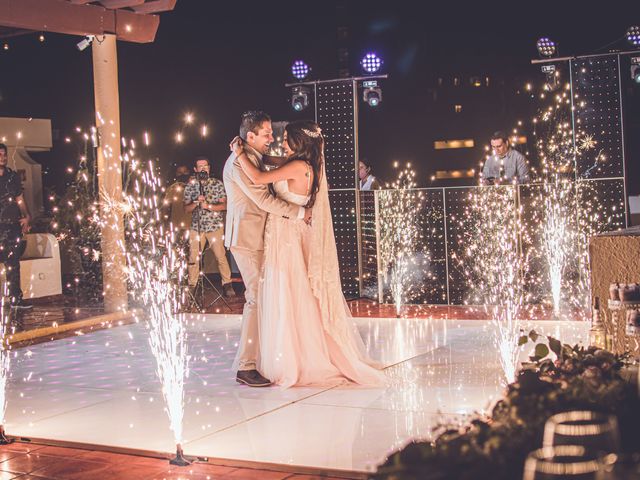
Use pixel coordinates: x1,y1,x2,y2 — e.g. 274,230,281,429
1,1,639,191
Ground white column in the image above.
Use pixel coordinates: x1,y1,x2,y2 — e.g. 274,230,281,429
92,34,127,313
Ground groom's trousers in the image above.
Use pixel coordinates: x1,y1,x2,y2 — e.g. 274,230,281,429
230,247,263,371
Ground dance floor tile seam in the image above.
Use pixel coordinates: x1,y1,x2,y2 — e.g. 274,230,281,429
295,400,479,416
182,399,310,446
6,397,115,430
180,381,369,447
180,342,448,447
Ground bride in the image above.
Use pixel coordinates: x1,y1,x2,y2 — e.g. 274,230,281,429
231,120,385,388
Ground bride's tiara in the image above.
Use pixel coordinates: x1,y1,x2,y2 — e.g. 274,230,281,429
302,127,322,138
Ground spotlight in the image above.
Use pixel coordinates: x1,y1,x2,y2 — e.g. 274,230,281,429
631,57,640,84
627,26,640,47
362,80,382,107
361,52,383,74
541,64,559,91
536,37,557,58
291,60,310,80
291,86,310,111
38,33,45,42
76,35,94,51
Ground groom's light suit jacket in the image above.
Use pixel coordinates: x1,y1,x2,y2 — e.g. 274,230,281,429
223,145,303,251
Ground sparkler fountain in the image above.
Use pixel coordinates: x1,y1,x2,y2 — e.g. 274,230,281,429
541,178,572,318
128,237,191,465
534,85,578,319
48,119,222,463
462,184,529,384
531,82,613,317
378,164,425,316
0,284,12,444
122,156,192,465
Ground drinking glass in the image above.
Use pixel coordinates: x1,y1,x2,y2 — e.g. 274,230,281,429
543,411,620,455
523,445,613,480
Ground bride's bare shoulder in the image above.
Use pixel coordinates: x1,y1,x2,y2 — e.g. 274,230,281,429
284,159,311,173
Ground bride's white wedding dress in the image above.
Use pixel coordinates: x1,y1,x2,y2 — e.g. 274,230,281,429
257,176,386,388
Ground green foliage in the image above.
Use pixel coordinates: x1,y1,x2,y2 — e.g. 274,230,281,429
371,334,639,480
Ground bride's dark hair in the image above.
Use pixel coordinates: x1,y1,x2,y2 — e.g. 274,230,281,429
285,120,323,208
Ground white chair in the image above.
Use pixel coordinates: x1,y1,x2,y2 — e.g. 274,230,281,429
0,233,62,299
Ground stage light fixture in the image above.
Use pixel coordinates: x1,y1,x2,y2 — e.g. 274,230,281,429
291,86,310,111
626,26,640,47
631,57,640,84
76,35,94,51
291,60,310,80
361,52,382,74
536,37,557,58
362,80,382,107
541,64,559,91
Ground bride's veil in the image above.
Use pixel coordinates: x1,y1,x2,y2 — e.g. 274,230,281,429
307,155,380,367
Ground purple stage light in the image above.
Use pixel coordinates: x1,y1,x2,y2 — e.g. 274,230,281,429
291,60,310,80
361,52,382,74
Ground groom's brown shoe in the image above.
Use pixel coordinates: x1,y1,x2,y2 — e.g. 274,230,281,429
236,370,272,387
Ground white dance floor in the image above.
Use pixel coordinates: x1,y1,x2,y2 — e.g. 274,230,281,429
5,314,588,474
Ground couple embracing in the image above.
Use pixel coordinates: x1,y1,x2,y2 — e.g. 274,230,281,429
223,111,385,389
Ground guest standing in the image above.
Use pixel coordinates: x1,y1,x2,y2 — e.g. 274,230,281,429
0,143,32,309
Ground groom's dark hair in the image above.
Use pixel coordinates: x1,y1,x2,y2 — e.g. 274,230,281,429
239,111,271,140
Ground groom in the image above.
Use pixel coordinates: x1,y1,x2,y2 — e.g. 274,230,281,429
223,111,311,387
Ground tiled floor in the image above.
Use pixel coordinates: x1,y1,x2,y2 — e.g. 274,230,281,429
3,313,589,476
0,442,346,479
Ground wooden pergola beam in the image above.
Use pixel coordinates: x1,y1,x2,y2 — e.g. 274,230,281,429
0,0,159,43
131,0,176,14
98,0,146,9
